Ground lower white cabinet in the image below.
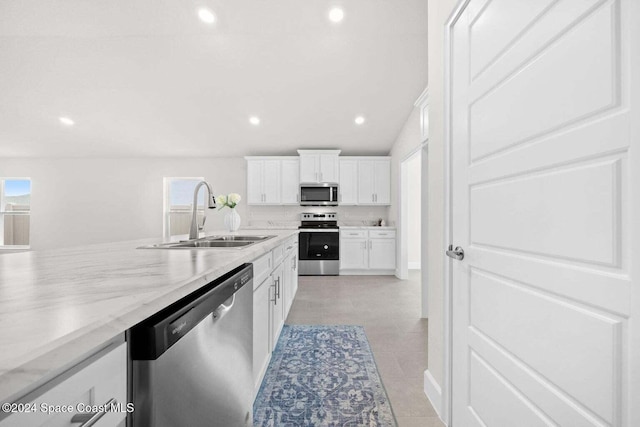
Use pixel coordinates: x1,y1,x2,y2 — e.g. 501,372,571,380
340,228,396,274
269,262,285,351
340,238,368,270
252,273,272,392
283,240,299,314
369,238,396,270
0,340,127,427
251,235,299,395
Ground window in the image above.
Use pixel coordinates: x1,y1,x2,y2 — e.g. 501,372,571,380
0,178,31,249
163,177,205,238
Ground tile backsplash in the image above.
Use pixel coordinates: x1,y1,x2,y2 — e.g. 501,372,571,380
247,205,392,227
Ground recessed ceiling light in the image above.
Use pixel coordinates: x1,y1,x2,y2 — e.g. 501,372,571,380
354,116,365,125
328,8,344,23
59,117,75,126
249,116,261,125
198,8,216,24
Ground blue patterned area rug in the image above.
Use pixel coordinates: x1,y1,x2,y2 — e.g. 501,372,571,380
254,325,397,427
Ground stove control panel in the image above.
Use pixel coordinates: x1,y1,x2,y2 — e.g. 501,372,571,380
301,213,337,221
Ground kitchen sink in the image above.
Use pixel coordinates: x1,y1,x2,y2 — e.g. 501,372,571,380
138,235,275,250
173,240,253,248
204,235,272,241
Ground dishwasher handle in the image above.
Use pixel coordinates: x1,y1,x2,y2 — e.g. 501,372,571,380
212,294,236,320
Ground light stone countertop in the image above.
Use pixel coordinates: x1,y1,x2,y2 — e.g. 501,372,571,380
0,229,298,403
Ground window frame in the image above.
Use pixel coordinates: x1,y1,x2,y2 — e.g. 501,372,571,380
163,177,205,239
0,177,32,250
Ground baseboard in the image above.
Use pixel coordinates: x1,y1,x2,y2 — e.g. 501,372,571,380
424,369,443,420
339,270,396,276
408,261,421,269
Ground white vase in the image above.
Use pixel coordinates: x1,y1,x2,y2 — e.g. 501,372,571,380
224,208,241,232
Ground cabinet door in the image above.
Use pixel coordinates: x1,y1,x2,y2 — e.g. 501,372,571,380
299,155,318,183
281,159,300,204
339,159,358,205
369,238,396,270
319,154,339,182
357,160,375,204
252,276,271,391
282,255,293,316
0,343,126,427
290,252,298,299
340,238,369,270
373,160,391,205
246,160,264,204
269,264,285,350
263,160,281,204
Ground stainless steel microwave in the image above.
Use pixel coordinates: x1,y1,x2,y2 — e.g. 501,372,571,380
299,183,339,206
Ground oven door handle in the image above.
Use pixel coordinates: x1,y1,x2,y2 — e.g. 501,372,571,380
298,229,340,233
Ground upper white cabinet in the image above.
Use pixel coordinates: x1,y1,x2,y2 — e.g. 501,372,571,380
297,149,341,183
280,158,300,204
246,158,280,204
338,159,358,205
357,158,391,205
246,157,299,205
247,153,390,206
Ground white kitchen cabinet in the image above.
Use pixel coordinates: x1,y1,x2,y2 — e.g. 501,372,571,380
246,158,281,204
357,159,391,205
340,228,396,274
281,158,300,204
340,238,368,270
338,159,358,205
252,273,271,392
0,340,127,427
369,238,396,270
282,237,298,314
297,150,340,183
270,262,285,351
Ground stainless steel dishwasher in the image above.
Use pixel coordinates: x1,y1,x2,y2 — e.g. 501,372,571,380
129,263,253,427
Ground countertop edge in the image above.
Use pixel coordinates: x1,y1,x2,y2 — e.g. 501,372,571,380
0,230,298,404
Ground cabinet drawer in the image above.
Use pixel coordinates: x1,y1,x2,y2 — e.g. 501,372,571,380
341,230,367,238
368,229,396,239
0,342,127,427
283,236,297,255
272,243,285,267
253,251,272,290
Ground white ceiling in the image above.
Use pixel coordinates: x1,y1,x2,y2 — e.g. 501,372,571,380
0,0,428,158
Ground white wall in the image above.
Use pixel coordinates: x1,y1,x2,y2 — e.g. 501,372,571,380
0,157,395,251
388,107,422,225
427,0,458,400
0,158,247,250
407,152,421,268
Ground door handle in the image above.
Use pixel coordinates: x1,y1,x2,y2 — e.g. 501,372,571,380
446,245,465,261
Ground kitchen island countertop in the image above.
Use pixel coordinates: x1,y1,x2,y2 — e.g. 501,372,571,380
0,229,298,403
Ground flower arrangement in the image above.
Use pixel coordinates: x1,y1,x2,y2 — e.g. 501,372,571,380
215,193,242,209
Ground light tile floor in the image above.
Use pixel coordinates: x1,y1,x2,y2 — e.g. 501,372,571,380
285,271,445,427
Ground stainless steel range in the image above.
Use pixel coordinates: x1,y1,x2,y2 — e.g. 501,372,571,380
298,213,339,275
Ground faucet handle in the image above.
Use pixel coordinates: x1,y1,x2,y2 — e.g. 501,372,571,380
198,215,207,231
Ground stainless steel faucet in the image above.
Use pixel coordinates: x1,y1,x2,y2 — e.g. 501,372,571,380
189,181,216,240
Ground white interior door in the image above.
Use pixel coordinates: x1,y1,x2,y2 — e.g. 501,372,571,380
450,0,639,426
